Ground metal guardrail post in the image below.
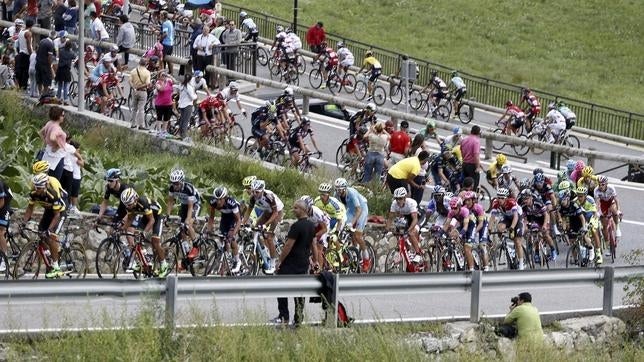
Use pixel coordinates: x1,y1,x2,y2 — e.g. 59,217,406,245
470,270,482,323
302,94,310,115
332,273,339,328
602,266,614,317
165,275,178,331
587,147,596,169
485,137,493,160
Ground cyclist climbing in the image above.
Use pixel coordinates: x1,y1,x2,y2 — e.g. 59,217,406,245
490,187,526,270
165,168,202,261
462,191,489,271
426,186,450,228
314,182,347,234
312,41,338,89
443,196,476,271
575,186,602,264
497,164,520,199
576,166,599,190
356,50,382,101
333,177,371,272
96,168,133,222
198,94,227,137
519,88,541,132
251,101,279,153
486,153,507,188
348,102,377,136
419,119,442,144
206,186,243,273
420,70,449,110
336,41,354,78
518,188,557,262
497,100,526,135
288,116,321,167
386,187,422,261
448,71,467,119
543,102,567,143
593,175,621,246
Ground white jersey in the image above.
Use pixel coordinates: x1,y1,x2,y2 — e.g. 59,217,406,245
287,32,302,50
545,109,566,131
217,87,240,103
390,198,418,216
558,105,576,120
593,185,617,202
450,76,466,90
337,47,354,64
309,205,331,228
241,18,258,33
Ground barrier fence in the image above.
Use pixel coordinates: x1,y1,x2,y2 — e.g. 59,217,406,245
1,266,642,332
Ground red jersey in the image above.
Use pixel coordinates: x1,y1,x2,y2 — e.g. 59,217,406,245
507,105,525,118
389,130,410,154
199,97,224,111
490,197,522,218
98,73,119,88
325,47,338,65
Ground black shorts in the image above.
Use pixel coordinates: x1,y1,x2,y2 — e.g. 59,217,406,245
97,86,109,97
162,44,173,56
0,207,11,228
510,116,525,129
252,126,266,138
156,105,173,122
178,203,201,223
39,208,65,233
219,216,237,236
35,65,52,86
499,215,524,237
369,68,381,82
70,178,81,198
137,213,163,237
434,90,448,101
454,88,467,102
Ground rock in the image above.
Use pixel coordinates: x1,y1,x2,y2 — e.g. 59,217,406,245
558,315,626,344
495,337,516,361
421,336,442,353
547,331,574,349
444,321,478,343
439,336,460,351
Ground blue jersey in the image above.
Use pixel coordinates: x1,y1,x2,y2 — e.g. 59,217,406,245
336,187,367,215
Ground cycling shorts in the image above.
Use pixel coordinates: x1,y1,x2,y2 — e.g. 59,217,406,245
599,199,615,216
499,215,524,237
38,208,65,234
369,68,381,82
256,210,283,233
346,206,368,232
135,213,163,237
340,59,354,68
434,90,448,100
252,126,266,138
219,216,238,237
454,88,467,102
0,207,11,228
179,203,201,223
325,60,338,71
510,116,525,129
528,106,541,118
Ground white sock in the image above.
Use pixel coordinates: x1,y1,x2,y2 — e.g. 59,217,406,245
362,250,370,260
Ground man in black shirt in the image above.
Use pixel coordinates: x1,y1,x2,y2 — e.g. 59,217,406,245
272,200,317,326
0,178,13,272
35,30,56,94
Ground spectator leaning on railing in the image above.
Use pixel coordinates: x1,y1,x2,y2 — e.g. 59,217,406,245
220,20,242,72
306,21,325,53
116,14,135,66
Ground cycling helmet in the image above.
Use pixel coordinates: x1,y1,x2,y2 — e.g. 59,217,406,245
574,160,585,172
501,164,512,174
276,25,284,32
547,102,556,110
213,186,228,199
533,173,545,184
334,177,348,189
149,55,160,64
519,178,532,190
575,186,588,195
365,50,373,56
120,188,139,206
463,191,476,200
426,119,436,129
194,70,203,78
558,180,571,191
581,166,594,178
533,168,544,176
239,11,247,18
102,54,113,63
597,175,608,185
337,41,345,48
300,116,311,125
105,168,122,180
496,188,510,198
228,82,239,91
432,185,446,195
557,170,567,180
505,100,513,107
520,188,533,199
267,102,277,115
451,70,459,77
32,173,49,189
285,27,292,33
284,87,294,96
169,169,185,183
366,102,376,112
318,182,333,193
430,70,438,78
32,160,50,174
496,153,507,165
242,175,257,187
566,159,576,172
448,196,462,209
250,179,265,191
558,189,571,200
452,126,462,135
393,187,407,198
444,192,454,199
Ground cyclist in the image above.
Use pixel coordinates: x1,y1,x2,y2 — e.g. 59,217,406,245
198,94,227,137
97,66,123,115
97,168,133,222
21,173,67,278
575,186,602,264
239,175,260,219
333,177,371,272
555,189,591,264
386,187,422,262
489,187,526,270
217,82,247,118
448,70,467,119
419,119,442,144
285,27,303,55
443,196,476,271
426,186,450,228
443,126,463,151
420,70,449,110
531,172,559,235
497,164,520,199
497,100,526,135
0,177,13,272
544,102,567,143
576,166,598,190
336,41,354,78
570,160,586,184
300,195,330,271
189,70,211,96
348,102,377,136
594,175,622,245
519,88,541,132
89,54,114,84
486,153,507,188
288,116,321,167
239,11,259,42
356,50,382,101
206,186,243,273
314,182,347,234
120,188,170,277
518,188,557,262
555,169,571,192
312,41,338,89
165,169,202,260
242,179,284,274
462,190,489,271
275,87,302,133
429,146,462,191
557,101,577,130
251,101,279,153
143,40,164,70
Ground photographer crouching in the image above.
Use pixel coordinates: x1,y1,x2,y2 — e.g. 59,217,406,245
497,292,544,343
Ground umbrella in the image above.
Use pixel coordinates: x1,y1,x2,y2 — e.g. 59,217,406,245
184,0,215,10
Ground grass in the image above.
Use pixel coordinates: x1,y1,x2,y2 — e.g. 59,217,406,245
225,0,644,114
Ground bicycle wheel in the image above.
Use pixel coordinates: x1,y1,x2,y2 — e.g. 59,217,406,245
372,85,387,106
538,244,550,269
514,134,530,157
608,224,617,264
110,105,126,121
60,242,88,278
384,248,404,273
342,73,357,94
190,239,217,277
492,128,507,151
268,58,281,76
328,74,342,95
389,85,403,105
307,68,323,89
363,237,377,272
335,139,349,169
564,134,580,149
433,104,451,122
409,92,425,110
324,248,343,273
69,81,79,107
528,133,547,155
476,185,492,213
296,55,306,74
438,249,457,272
354,80,368,101
458,103,474,124
565,244,579,268
0,251,9,280
95,237,123,279
12,242,44,280
226,122,245,150
243,242,260,276
257,47,269,66
340,246,360,274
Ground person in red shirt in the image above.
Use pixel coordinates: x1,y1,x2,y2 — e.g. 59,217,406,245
305,21,325,53
520,88,541,132
97,67,122,115
497,100,526,135
198,94,227,137
388,120,411,163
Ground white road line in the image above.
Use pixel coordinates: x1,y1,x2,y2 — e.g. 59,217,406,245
622,219,644,226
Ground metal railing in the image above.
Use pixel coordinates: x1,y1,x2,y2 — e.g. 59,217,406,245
218,3,644,140
1,266,641,332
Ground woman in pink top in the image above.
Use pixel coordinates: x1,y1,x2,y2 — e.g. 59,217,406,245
154,71,175,136
38,106,68,180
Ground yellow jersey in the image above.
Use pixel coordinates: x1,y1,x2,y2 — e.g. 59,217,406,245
363,56,382,69
314,195,346,221
28,176,66,212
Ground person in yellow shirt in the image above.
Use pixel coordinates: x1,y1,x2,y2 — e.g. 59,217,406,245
499,292,544,343
357,50,382,101
386,151,431,194
576,166,599,190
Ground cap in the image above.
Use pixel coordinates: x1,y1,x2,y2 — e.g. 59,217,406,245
58,30,68,38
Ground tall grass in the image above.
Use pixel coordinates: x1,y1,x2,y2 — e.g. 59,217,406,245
226,0,644,114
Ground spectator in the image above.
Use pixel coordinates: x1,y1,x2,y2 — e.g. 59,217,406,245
153,71,174,136
4,0,14,21
64,138,84,217
2,18,22,45
499,292,544,342
116,14,135,67
52,30,66,56
27,51,36,96
12,0,26,21
15,17,33,90
35,29,55,94
410,134,430,204
90,11,109,53
83,0,96,36
305,21,325,53
128,57,151,130
159,10,174,74
271,199,317,327
55,38,74,105
25,0,37,24
0,55,15,89
362,121,390,184
39,106,67,181
52,0,66,31
60,135,82,211
461,125,482,189
192,25,218,89
176,73,197,141
389,120,411,163
62,0,78,35
386,150,431,194
0,176,12,273
182,18,202,76
37,0,52,30
211,16,225,39
220,20,242,72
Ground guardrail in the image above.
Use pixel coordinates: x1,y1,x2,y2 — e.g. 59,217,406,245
219,3,644,140
6,20,644,169
1,266,642,332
